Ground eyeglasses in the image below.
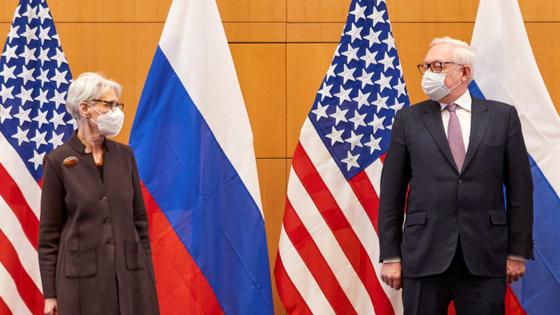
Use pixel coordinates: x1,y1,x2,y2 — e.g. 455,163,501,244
92,99,124,111
417,62,463,75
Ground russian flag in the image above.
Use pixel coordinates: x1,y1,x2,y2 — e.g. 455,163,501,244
129,0,274,314
468,0,560,313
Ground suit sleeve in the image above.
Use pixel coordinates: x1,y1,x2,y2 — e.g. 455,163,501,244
504,106,534,259
38,156,66,298
378,110,411,262
130,149,157,282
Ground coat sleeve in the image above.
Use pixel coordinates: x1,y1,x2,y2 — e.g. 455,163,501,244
130,149,157,282
38,156,66,298
504,106,534,259
378,110,411,262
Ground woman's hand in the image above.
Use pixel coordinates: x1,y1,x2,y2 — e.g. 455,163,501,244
44,298,57,315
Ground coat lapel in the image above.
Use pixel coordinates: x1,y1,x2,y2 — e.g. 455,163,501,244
421,101,458,172
462,97,491,173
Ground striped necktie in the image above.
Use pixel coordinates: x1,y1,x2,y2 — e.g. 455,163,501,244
446,103,466,171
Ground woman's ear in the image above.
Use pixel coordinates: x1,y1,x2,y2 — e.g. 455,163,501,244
79,102,90,119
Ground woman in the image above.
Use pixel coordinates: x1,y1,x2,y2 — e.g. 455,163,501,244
38,73,160,315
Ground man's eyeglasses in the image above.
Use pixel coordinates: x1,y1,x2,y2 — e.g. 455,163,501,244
417,62,463,75
92,99,124,111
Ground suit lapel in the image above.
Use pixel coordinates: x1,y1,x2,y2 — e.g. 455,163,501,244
462,97,491,173
421,101,458,172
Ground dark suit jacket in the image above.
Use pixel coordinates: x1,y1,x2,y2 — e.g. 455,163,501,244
38,131,160,315
378,96,534,278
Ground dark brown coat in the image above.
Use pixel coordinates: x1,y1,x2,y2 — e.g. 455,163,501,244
38,131,160,315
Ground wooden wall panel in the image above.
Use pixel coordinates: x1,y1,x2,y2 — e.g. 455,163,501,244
287,22,344,43
0,22,8,38
0,0,290,23
256,158,288,315
519,0,560,22
224,23,286,43
387,0,560,22
287,0,348,22
386,0,478,22
216,0,286,22
230,44,287,158
287,0,560,23
0,0,173,22
286,43,338,156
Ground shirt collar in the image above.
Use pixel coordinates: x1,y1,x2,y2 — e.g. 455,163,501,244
439,90,472,112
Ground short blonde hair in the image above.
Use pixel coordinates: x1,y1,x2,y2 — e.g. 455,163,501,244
430,37,476,82
66,72,122,123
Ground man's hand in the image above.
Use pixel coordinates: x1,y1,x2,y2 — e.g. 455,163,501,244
507,259,526,284
44,297,57,315
381,262,403,290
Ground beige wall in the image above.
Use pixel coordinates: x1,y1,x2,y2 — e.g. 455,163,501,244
1,0,558,314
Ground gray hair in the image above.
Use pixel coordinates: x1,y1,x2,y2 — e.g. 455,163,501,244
66,72,122,124
430,37,476,82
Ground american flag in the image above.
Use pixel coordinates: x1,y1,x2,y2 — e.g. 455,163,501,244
0,0,74,313
275,0,409,314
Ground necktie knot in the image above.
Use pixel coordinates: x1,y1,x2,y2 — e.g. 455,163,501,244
446,104,457,113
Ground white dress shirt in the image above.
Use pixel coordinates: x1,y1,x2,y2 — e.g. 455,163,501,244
440,90,471,152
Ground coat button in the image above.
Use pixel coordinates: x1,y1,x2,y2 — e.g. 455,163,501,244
104,218,111,225
458,179,462,184
102,196,108,202
106,239,114,246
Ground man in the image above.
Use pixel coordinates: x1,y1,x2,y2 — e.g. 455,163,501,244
378,37,534,314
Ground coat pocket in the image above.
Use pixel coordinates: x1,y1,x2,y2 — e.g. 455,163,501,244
489,211,507,225
125,240,146,271
405,212,426,226
65,247,97,278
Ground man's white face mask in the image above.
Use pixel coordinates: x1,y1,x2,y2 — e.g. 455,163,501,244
421,66,463,101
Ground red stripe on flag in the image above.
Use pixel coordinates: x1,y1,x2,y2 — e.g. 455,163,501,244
379,153,386,163
0,297,13,315
505,285,528,315
141,183,225,315
292,143,395,315
348,171,380,235
274,252,313,315
283,199,357,314
0,163,39,250
0,230,43,315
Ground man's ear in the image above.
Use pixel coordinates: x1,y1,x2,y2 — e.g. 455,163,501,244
462,66,471,82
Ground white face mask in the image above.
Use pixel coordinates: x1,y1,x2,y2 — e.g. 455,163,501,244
88,104,125,137
421,66,463,101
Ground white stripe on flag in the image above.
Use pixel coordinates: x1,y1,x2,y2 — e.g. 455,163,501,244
364,159,383,199
471,0,560,193
299,119,381,271
0,132,42,217
0,197,42,290
158,0,263,215
287,168,373,313
278,226,336,315
299,118,402,312
0,263,33,315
